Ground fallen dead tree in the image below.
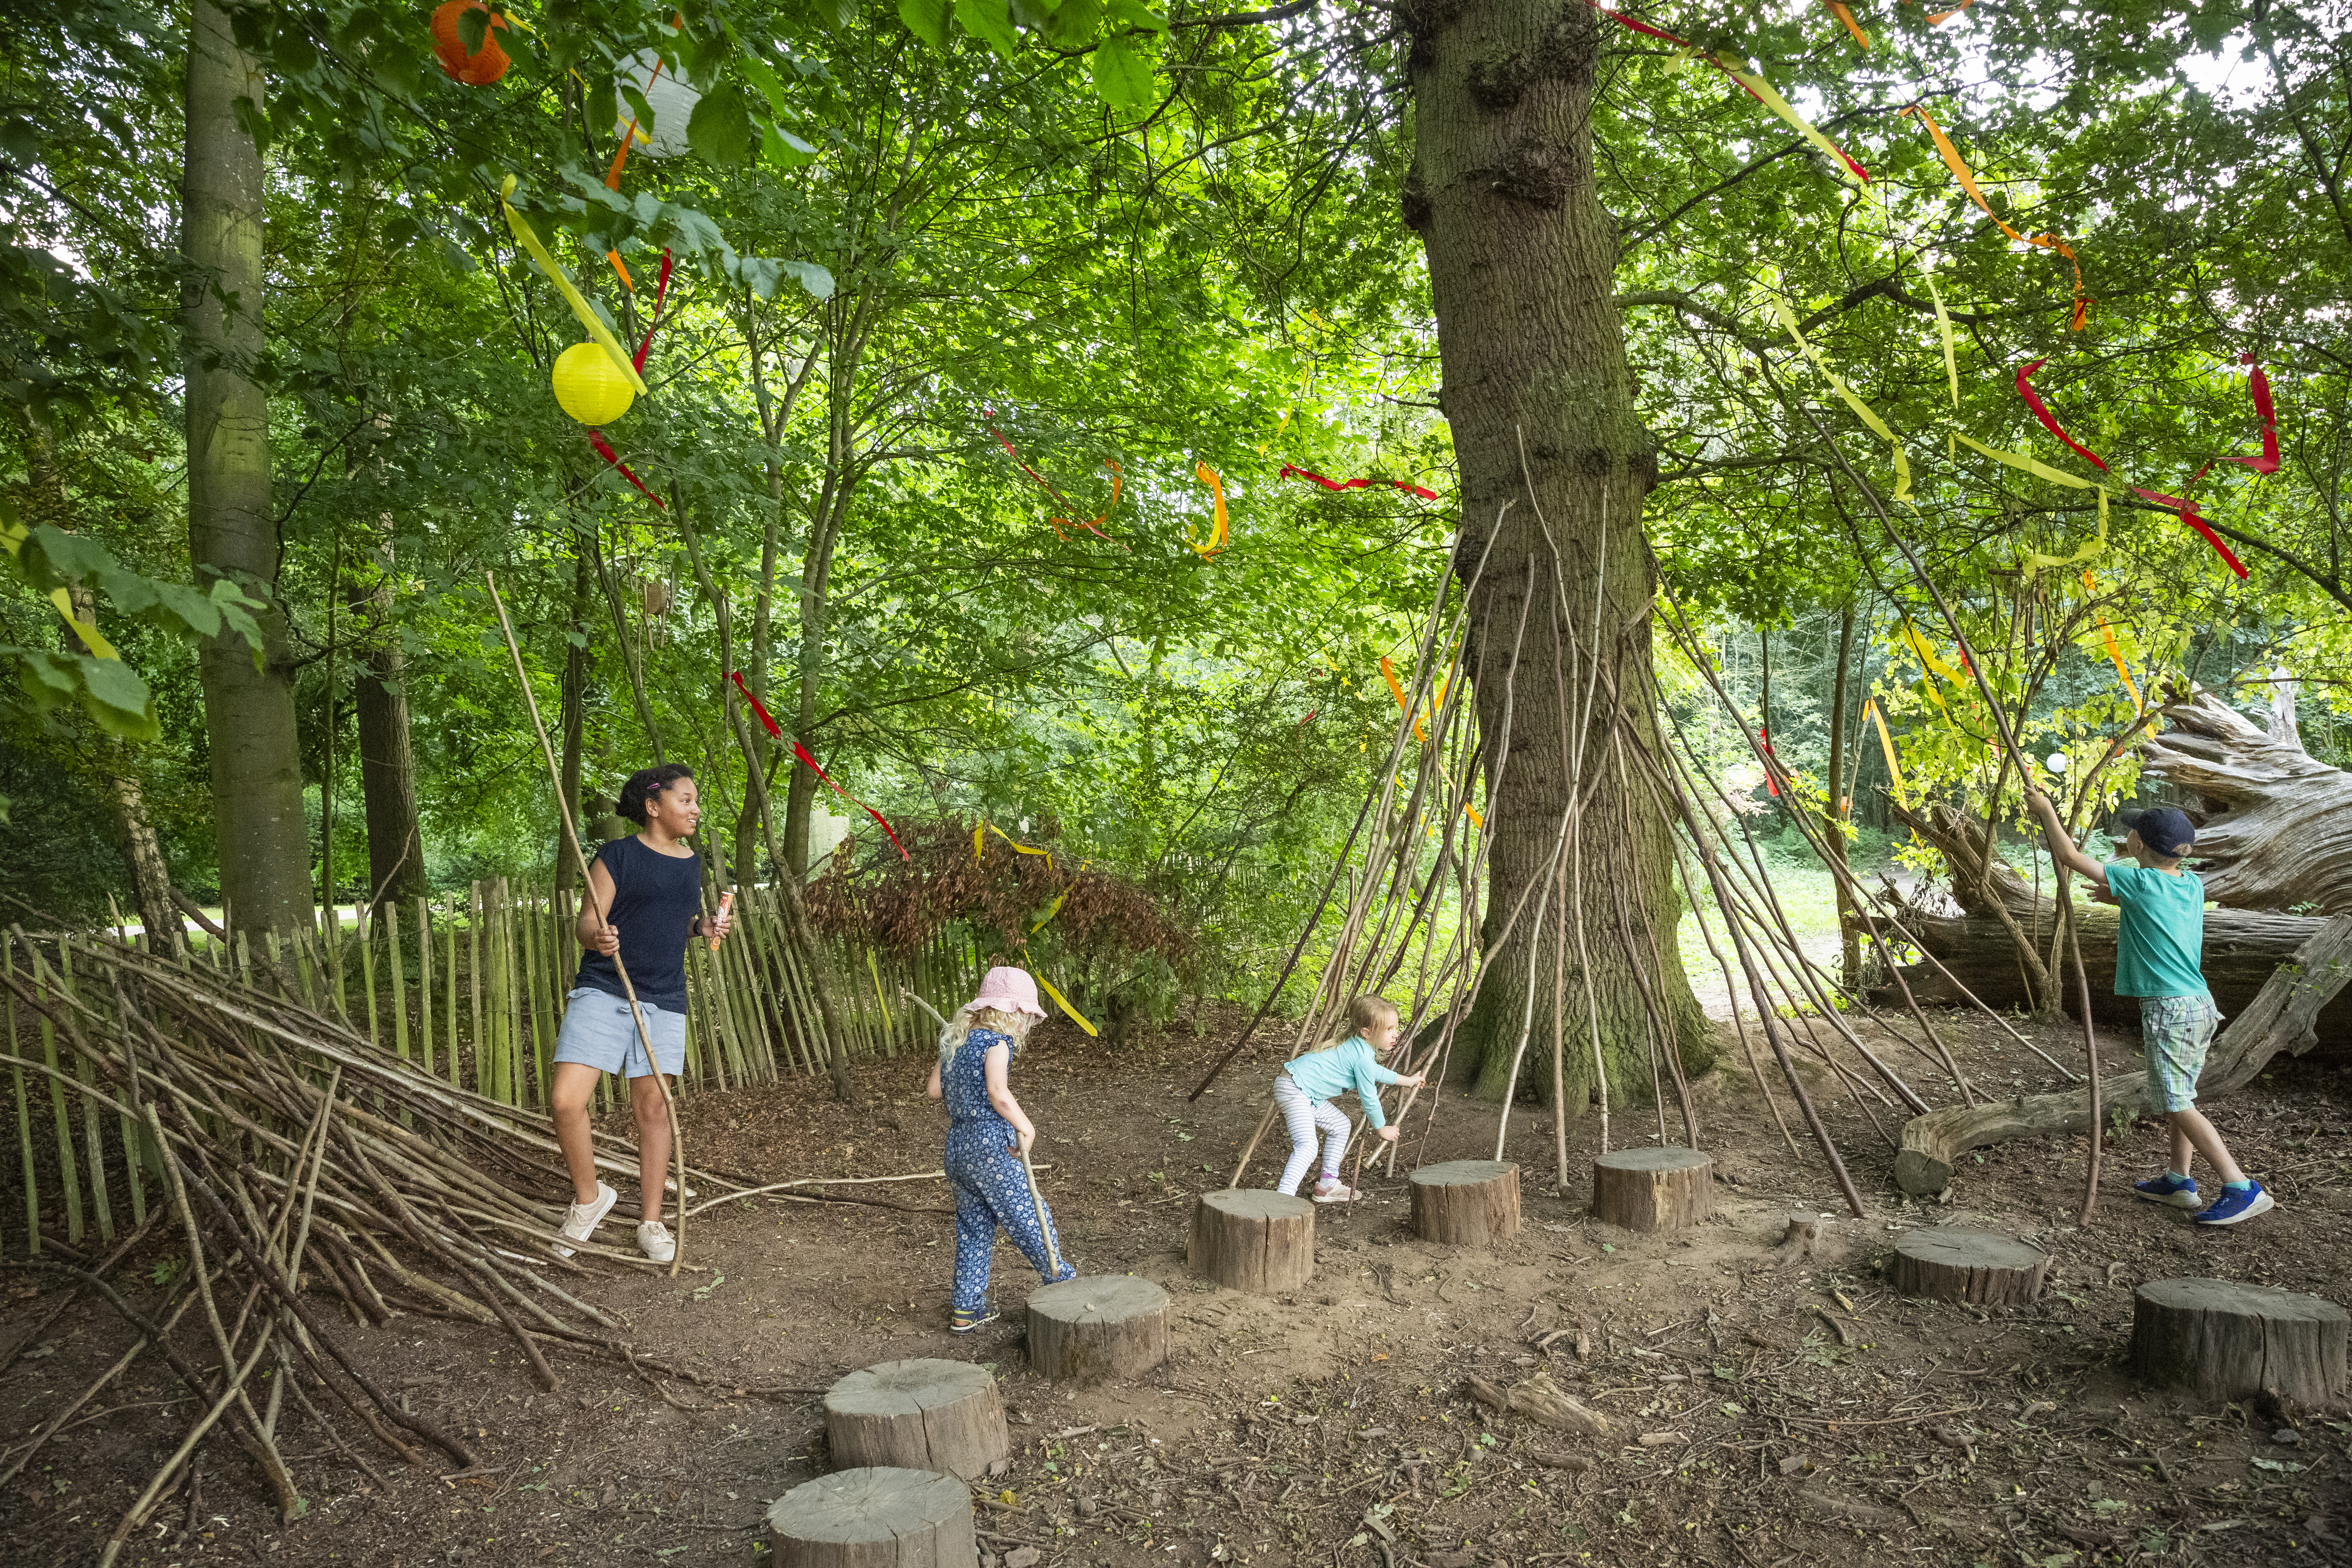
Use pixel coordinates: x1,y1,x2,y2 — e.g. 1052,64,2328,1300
2142,682,2352,915
1893,914,2352,1195
1875,800,2352,1043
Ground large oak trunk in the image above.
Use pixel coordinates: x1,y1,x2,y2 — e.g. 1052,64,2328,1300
1406,0,1710,1100
184,0,313,935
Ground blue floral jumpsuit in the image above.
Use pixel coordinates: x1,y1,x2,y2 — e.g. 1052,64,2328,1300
943,1028,1076,1312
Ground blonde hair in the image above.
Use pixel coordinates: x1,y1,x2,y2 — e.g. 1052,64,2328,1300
1350,995,1400,1036
937,1004,1034,1067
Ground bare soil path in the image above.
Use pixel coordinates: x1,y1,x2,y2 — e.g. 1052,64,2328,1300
6,1002,2350,1568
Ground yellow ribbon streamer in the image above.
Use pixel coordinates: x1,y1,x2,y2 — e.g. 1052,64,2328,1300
499,174,648,395
1771,297,1910,499
1378,656,1427,742
1035,972,1097,1036
1188,463,1230,558
1719,62,1869,187
980,822,1056,873
1949,431,2110,570
1898,620,1964,686
1922,268,1958,411
1029,890,1067,933
2080,571,2145,709
51,588,119,660
1863,697,1907,807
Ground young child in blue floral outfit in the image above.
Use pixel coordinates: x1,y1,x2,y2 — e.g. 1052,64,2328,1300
924,965,1076,1331
2027,791,2272,1226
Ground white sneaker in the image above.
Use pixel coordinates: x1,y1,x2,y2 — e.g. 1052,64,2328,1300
637,1221,675,1263
1312,1179,1357,1203
555,1182,617,1258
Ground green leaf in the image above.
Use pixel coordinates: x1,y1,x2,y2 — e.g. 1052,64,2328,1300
1090,35,1154,107
899,0,952,47
1101,0,1168,31
955,0,1021,59
1046,0,1102,49
688,82,756,167
760,120,820,169
779,260,836,300
78,656,160,742
736,48,797,119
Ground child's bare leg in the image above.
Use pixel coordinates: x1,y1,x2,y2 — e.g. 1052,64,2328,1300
632,1074,674,1223
550,1062,605,1204
2168,1108,2244,1185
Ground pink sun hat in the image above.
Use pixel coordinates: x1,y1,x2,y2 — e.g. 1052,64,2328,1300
966,964,1046,1020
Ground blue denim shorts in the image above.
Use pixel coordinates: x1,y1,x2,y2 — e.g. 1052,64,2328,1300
2140,993,2219,1113
552,987,686,1079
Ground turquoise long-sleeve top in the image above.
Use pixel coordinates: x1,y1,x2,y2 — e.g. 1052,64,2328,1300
1281,1035,1407,1129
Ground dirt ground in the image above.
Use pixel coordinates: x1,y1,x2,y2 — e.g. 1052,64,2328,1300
6,1000,2352,1568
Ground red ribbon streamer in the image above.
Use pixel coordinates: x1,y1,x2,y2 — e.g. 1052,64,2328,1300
2015,359,2109,472
1759,727,1778,796
588,430,666,508
1278,465,1441,501
2221,353,2280,474
727,671,911,860
632,249,675,372
2131,488,2248,579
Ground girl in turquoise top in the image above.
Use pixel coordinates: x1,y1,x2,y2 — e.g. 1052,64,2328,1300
1274,995,1423,1200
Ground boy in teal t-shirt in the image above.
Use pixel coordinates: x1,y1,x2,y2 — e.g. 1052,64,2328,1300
2028,792,2272,1226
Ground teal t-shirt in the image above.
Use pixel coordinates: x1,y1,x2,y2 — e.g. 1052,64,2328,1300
2107,862,2209,999
1282,1036,1406,1129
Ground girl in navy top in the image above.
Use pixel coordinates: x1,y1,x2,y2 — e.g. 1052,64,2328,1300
549,764,732,1263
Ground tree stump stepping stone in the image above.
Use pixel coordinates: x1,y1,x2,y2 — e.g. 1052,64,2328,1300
823,1359,1008,1479
1027,1275,1169,1383
766,1466,977,1568
1410,1160,1521,1246
1188,1189,1313,1292
2130,1277,2350,1407
1591,1147,1713,1232
1890,1227,2049,1305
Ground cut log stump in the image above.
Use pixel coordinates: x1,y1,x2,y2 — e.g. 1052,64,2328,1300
2130,1277,2349,1407
1188,1190,1312,1292
764,1466,977,1568
1027,1276,1169,1384
823,1359,1008,1480
1890,1228,2049,1305
1591,1148,1713,1232
1410,1160,1521,1246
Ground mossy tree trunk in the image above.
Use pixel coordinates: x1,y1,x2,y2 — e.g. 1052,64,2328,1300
184,0,313,934
1405,0,1711,1105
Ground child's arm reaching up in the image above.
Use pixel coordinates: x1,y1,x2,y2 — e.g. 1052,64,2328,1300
2025,788,2109,895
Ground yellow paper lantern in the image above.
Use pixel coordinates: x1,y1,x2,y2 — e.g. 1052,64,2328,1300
552,342,636,425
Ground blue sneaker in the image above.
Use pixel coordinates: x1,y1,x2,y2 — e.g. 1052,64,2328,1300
2192,1182,2276,1227
2134,1172,2201,1209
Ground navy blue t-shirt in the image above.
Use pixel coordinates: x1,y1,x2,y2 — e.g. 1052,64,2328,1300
575,835,704,1013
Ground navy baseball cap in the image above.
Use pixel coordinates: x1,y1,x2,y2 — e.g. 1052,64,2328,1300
2117,805,2195,859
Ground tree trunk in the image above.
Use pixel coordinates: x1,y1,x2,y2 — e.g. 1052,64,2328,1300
59,586,178,943
1407,0,1711,1100
184,0,312,936
2142,682,2352,913
350,541,425,907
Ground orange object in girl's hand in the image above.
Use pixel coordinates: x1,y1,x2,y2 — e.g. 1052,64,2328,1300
708,889,733,951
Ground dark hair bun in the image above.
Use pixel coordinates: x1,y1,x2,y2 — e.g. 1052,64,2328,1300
617,764,695,825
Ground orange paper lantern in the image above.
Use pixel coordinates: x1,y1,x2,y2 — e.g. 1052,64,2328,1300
431,1,511,86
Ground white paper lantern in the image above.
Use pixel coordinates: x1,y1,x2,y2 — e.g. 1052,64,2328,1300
615,49,700,159
2045,751,2069,775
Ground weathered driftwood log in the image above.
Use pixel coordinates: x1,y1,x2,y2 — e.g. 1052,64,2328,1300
2141,683,2352,914
1410,1160,1521,1245
2130,1278,2349,1407
1890,1228,2049,1305
1893,915,2352,1195
1188,1190,1313,1292
765,1467,978,1568
1026,1276,1169,1383
1591,1147,1713,1231
822,1360,1008,1479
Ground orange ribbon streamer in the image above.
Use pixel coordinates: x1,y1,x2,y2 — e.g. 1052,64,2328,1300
2080,572,2145,708
1189,463,1229,557
1378,656,1427,742
1824,0,1870,47
1902,105,2089,331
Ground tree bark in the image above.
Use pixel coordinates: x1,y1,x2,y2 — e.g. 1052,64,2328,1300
350,538,425,907
2142,682,2352,913
1407,0,1711,1099
184,0,312,935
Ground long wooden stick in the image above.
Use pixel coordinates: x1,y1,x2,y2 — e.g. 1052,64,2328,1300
1017,1146,1062,1278
485,571,688,1276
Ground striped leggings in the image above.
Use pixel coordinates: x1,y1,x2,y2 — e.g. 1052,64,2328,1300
1274,1072,1350,1195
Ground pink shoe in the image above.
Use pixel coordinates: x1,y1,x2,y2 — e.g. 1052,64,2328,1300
1312,1179,1357,1203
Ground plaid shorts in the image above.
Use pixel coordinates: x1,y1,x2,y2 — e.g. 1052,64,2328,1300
2139,993,2219,1113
